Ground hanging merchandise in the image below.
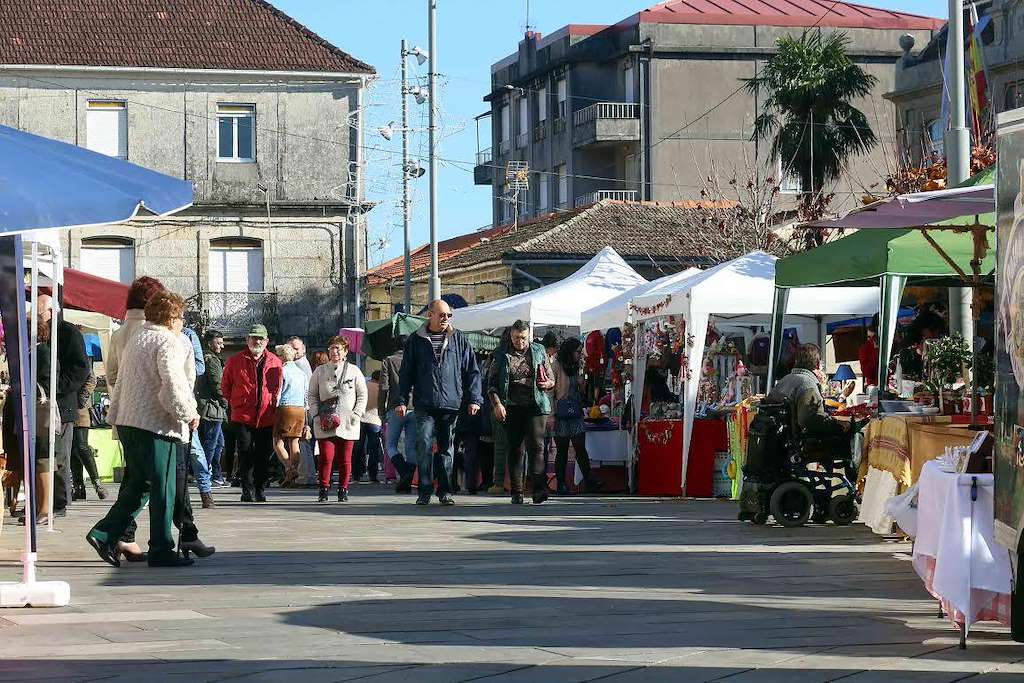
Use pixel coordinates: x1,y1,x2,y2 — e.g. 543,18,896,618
630,294,672,318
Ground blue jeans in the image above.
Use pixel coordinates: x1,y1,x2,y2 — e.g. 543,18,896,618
386,409,417,463
198,420,225,481
189,429,212,494
414,410,457,496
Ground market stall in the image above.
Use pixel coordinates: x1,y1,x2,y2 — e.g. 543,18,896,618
0,123,193,607
628,251,880,496
773,185,996,534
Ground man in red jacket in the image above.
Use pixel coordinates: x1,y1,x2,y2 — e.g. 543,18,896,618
221,324,283,502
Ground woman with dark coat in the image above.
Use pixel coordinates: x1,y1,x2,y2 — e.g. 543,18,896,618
551,338,603,495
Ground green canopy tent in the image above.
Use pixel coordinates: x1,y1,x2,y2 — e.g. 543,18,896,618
361,312,500,361
769,227,997,390
768,168,996,395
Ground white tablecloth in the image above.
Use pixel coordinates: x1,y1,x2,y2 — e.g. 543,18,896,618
575,430,629,485
912,460,1011,633
858,467,899,534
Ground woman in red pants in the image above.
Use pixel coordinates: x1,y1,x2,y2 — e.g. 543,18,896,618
307,336,366,502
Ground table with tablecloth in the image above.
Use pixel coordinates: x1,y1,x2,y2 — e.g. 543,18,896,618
857,415,987,534
912,460,1011,643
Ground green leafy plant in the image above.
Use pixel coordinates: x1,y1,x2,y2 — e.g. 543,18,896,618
925,334,973,387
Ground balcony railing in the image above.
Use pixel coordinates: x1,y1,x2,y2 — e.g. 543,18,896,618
476,147,493,166
186,291,279,339
533,121,547,142
498,139,511,155
515,131,529,149
574,189,639,208
573,102,639,127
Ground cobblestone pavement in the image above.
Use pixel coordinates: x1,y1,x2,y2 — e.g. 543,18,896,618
0,486,1019,682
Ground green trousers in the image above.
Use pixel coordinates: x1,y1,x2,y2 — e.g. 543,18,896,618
88,425,177,559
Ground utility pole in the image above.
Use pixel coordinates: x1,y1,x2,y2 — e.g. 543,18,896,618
427,0,440,302
945,0,974,350
401,39,412,314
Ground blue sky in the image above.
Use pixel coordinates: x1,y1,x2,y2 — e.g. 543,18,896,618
269,0,943,266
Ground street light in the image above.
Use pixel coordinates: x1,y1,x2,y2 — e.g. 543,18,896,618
406,86,428,105
407,46,429,65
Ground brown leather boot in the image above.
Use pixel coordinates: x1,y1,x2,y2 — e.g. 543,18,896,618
201,492,215,509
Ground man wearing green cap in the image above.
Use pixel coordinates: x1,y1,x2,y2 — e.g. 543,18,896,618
221,323,283,502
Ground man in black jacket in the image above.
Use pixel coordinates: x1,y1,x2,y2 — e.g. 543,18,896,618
38,294,91,513
397,300,482,506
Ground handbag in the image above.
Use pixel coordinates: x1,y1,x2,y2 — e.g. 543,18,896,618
317,362,349,431
555,374,583,420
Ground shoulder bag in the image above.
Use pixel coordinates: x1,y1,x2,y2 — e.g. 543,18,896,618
554,372,583,420
317,362,349,432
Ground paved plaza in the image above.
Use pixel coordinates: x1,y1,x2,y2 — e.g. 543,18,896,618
0,488,1020,682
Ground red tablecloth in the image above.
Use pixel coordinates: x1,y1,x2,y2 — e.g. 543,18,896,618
636,418,728,497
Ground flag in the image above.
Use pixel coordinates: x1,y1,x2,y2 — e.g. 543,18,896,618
966,5,991,142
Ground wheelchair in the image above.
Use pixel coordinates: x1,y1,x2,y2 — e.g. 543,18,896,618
737,400,863,528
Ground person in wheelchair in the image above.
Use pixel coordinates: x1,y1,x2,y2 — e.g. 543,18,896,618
765,343,850,441
740,343,859,527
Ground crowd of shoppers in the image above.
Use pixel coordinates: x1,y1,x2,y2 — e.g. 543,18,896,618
2,286,611,569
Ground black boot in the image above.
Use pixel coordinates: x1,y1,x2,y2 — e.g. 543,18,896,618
532,475,549,505
393,455,414,494
318,487,329,503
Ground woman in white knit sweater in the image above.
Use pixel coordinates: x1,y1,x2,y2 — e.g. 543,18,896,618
86,292,200,568
307,335,366,503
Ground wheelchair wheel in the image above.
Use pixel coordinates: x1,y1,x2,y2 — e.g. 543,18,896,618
828,495,858,526
769,481,813,527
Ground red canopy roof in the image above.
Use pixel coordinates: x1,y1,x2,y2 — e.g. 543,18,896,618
61,268,129,320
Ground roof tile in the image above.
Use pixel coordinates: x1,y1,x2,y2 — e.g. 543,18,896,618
0,0,374,74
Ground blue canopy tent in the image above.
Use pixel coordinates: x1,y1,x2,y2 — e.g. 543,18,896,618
0,124,192,607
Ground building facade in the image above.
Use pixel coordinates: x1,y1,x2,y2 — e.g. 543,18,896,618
474,1,942,226
0,0,374,344
888,0,1024,165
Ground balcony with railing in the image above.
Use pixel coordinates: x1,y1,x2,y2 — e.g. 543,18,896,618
474,147,493,185
574,189,639,208
515,131,529,149
572,102,640,148
186,291,279,339
498,138,512,155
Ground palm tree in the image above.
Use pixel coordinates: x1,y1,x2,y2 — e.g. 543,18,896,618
744,31,878,197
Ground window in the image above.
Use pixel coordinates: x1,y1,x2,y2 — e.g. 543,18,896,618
537,86,547,122
517,96,529,148
1006,81,1024,112
538,173,549,211
217,104,255,162
208,238,264,293
80,237,134,284
556,79,567,119
555,163,567,206
624,64,635,104
776,156,803,194
499,103,511,153
86,100,127,159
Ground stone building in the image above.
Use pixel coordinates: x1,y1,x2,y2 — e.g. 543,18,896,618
887,0,1024,165
474,0,942,226
0,0,375,344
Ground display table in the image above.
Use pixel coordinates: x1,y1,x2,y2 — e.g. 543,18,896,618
857,415,988,534
573,429,629,490
635,418,727,497
912,460,1010,647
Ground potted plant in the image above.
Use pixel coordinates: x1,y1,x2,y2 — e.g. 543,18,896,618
924,333,972,414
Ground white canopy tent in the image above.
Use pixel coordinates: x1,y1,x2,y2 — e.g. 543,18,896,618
580,267,702,333
630,251,881,496
453,247,647,332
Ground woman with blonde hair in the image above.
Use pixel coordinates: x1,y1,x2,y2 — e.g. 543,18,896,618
307,336,366,502
86,291,200,568
273,343,309,487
